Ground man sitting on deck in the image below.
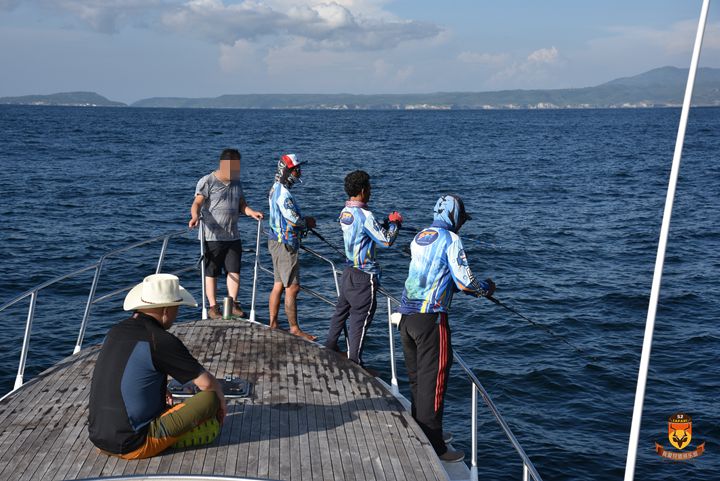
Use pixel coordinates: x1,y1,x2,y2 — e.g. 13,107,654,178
397,195,495,463
88,273,227,459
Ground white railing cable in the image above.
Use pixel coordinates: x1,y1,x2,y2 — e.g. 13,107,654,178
199,218,208,320
454,352,543,481
385,296,399,395
2,221,545,480
156,236,171,274
74,262,104,354
299,245,341,297
379,286,543,481
249,219,262,323
470,384,478,481
14,291,37,390
2,228,192,391
624,1,710,479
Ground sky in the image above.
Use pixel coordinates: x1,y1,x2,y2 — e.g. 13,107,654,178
1,1,720,103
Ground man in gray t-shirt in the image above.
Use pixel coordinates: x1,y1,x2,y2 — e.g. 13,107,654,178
189,149,263,319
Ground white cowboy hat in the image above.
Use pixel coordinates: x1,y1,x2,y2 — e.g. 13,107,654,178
123,273,197,311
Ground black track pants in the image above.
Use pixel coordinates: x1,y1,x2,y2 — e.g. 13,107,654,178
325,267,378,365
400,312,452,455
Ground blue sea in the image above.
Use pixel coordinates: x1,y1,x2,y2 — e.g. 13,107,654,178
0,105,718,480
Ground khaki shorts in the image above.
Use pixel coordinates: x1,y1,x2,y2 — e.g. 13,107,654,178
268,239,300,287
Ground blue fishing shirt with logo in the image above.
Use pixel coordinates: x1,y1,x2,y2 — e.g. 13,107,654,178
399,222,489,314
268,181,306,250
338,201,399,276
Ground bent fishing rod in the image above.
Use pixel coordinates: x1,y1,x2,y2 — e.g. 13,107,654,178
485,295,597,363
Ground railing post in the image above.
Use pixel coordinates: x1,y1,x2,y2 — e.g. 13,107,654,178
14,291,38,390
471,383,478,481
523,463,529,481
249,219,262,323
387,296,399,394
155,236,170,274
74,261,104,354
199,218,208,320
332,267,340,297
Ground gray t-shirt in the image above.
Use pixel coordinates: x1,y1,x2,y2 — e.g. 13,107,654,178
195,173,245,241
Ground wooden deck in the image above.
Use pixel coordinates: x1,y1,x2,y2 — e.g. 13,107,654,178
0,319,448,481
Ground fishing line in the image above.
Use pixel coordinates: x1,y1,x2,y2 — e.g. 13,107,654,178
486,295,597,363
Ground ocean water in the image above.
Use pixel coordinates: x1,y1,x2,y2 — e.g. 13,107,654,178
0,105,718,480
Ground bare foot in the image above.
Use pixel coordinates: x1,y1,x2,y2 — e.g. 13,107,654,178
269,321,280,330
289,327,318,341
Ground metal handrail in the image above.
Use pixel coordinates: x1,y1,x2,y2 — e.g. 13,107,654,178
197,217,262,321
377,287,542,481
261,227,342,297
2,219,544,481
299,244,341,297
251,236,544,480
256,263,338,307
0,264,99,312
1,227,191,390
91,265,197,306
249,220,262,322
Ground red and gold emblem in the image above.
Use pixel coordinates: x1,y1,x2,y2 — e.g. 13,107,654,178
655,412,705,461
668,413,692,450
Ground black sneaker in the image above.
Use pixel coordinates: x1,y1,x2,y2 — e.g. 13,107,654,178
439,449,465,463
443,432,454,444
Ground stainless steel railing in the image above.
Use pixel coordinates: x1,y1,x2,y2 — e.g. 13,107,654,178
0,228,198,390
295,244,544,481
1,220,543,481
376,287,543,481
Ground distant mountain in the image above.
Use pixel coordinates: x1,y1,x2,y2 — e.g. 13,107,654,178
0,91,126,107
132,67,720,110
4,67,720,110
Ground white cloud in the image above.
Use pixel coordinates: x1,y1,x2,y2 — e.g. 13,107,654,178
161,0,440,50
483,46,563,89
457,51,509,65
21,0,440,51
527,46,558,64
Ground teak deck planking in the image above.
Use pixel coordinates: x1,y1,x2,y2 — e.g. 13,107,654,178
0,319,447,481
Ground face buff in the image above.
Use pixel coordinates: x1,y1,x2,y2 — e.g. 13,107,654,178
275,153,305,189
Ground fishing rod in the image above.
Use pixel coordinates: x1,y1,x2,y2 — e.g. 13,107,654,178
402,224,496,249
310,226,413,258
309,224,593,362
308,228,346,258
486,295,597,363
